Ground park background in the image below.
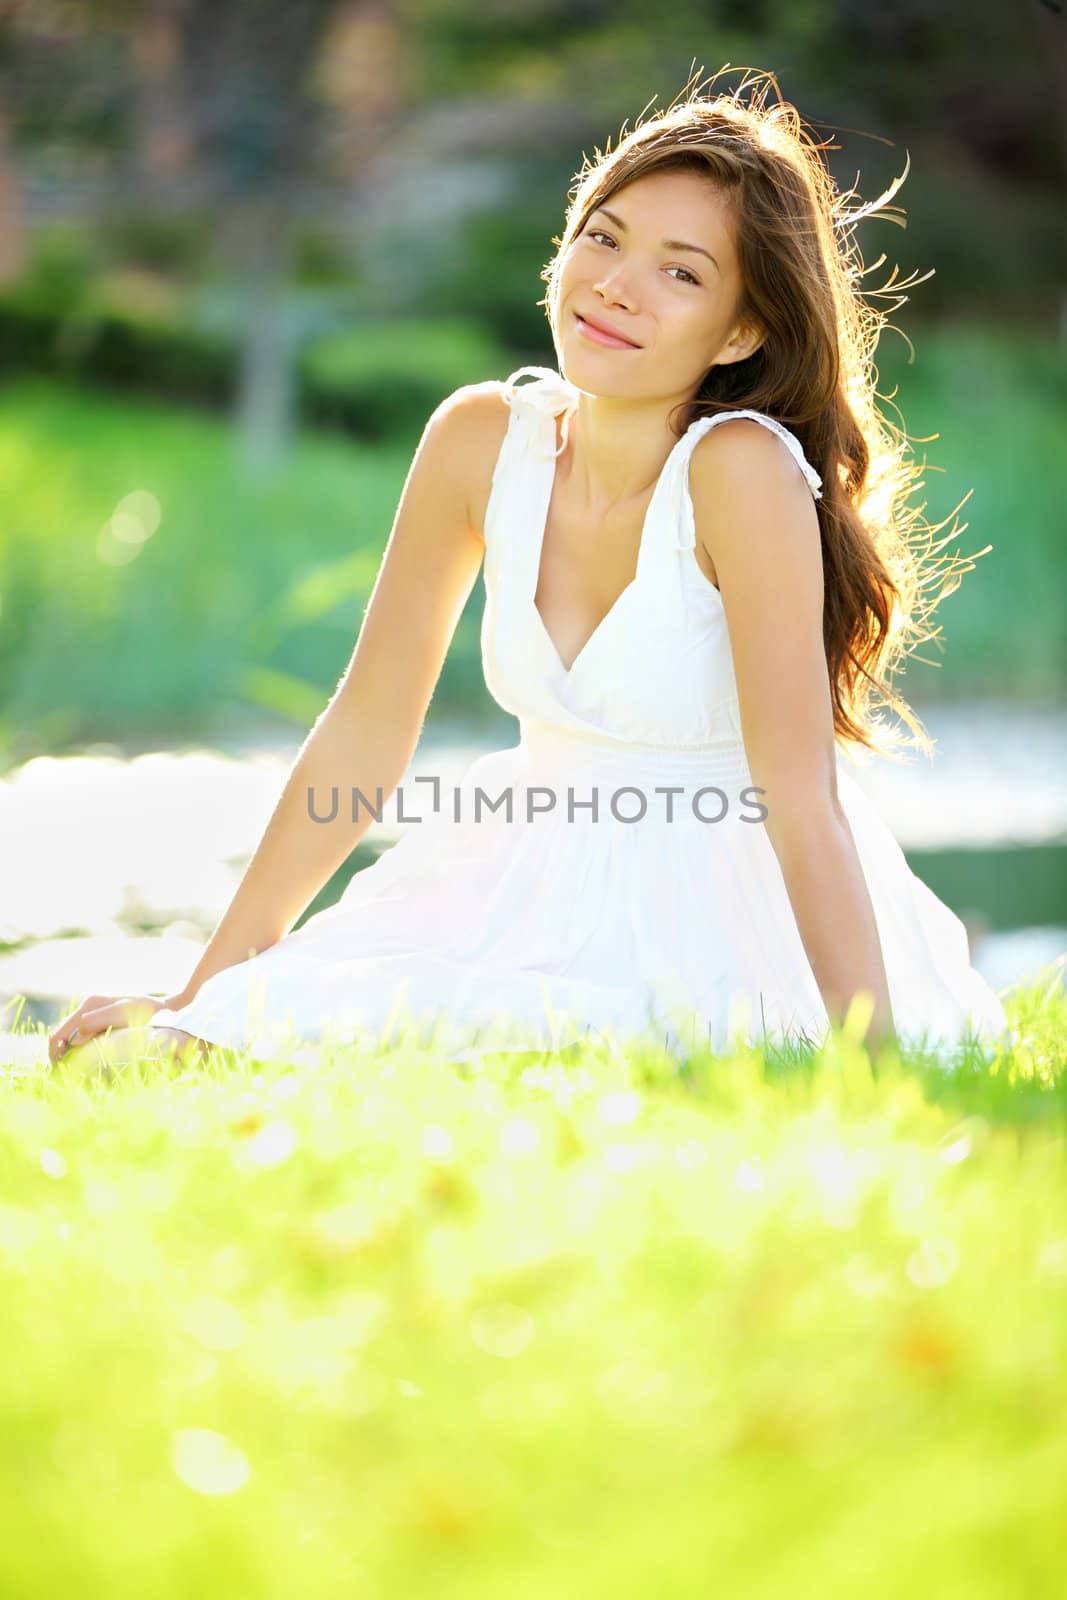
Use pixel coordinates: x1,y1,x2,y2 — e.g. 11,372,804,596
0,1,1064,1026
1,8,1067,1598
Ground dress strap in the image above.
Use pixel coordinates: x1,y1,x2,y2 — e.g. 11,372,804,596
664,407,823,551
502,365,581,458
482,366,578,586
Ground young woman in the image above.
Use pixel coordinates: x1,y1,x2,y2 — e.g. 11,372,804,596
48,73,1008,1072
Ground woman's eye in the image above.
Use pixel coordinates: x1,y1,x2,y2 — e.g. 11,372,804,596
585,230,699,286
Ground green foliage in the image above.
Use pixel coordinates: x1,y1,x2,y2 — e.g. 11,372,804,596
889,160,1067,321
0,976,1063,1593
0,206,507,433
875,322,1067,701
300,315,504,435
0,253,501,438
0,240,238,407
291,224,364,289
422,160,574,349
0,224,99,315
101,210,217,279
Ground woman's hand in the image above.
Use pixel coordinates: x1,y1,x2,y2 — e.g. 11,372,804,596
48,994,167,1064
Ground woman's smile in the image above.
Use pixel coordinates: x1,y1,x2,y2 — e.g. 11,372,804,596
574,310,643,350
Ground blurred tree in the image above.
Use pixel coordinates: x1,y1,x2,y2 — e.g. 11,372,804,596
0,0,393,475
1,0,1063,458
131,0,355,475
0,101,22,283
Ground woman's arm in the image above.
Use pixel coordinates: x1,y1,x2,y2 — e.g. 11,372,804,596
162,384,497,1010
689,421,896,1050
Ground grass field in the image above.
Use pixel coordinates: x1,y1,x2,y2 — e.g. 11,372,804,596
1,968,1064,1597
0,319,1063,762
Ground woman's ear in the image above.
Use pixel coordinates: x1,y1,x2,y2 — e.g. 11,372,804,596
716,319,764,368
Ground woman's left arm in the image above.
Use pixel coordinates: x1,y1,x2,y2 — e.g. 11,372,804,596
689,420,897,1050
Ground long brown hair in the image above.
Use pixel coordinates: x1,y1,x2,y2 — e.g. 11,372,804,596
540,66,989,758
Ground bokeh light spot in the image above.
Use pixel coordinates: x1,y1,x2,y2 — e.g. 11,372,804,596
170,1428,250,1496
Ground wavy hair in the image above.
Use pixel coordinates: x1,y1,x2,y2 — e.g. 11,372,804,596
539,66,988,758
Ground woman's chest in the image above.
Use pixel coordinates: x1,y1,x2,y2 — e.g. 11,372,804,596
533,488,721,676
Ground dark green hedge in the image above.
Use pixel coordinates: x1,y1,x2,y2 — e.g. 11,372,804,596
0,295,506,438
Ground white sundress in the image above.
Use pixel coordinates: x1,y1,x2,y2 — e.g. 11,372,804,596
152,365,1010,1063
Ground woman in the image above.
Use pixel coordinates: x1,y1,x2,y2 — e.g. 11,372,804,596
48,72,1008,1072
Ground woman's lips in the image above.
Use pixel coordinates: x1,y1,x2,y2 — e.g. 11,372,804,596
574,312,641,350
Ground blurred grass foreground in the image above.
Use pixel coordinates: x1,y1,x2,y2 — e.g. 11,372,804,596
0,969,1065,1597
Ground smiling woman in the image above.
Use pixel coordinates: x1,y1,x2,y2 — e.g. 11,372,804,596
50,66,1007,1070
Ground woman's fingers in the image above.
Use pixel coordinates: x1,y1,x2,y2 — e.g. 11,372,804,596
48,994,164,1064
49,997,119,1062
48,1010,84,1063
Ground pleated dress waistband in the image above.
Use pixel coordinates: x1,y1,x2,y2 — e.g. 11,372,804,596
519,719,756,789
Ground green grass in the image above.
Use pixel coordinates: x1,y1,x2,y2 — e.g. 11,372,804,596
0,969,1064,1597
0,318,1063,761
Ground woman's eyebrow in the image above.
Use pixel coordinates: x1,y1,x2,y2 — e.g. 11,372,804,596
591,206,720,272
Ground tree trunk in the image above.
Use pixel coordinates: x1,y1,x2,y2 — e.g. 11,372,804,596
0,103,24,285
233,191,297,480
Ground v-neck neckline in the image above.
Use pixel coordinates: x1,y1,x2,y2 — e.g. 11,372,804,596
529,403,690,679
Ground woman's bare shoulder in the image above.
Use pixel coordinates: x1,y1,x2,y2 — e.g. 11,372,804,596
432,381,513,542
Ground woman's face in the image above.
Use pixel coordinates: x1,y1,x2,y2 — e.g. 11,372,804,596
555,167,761,396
